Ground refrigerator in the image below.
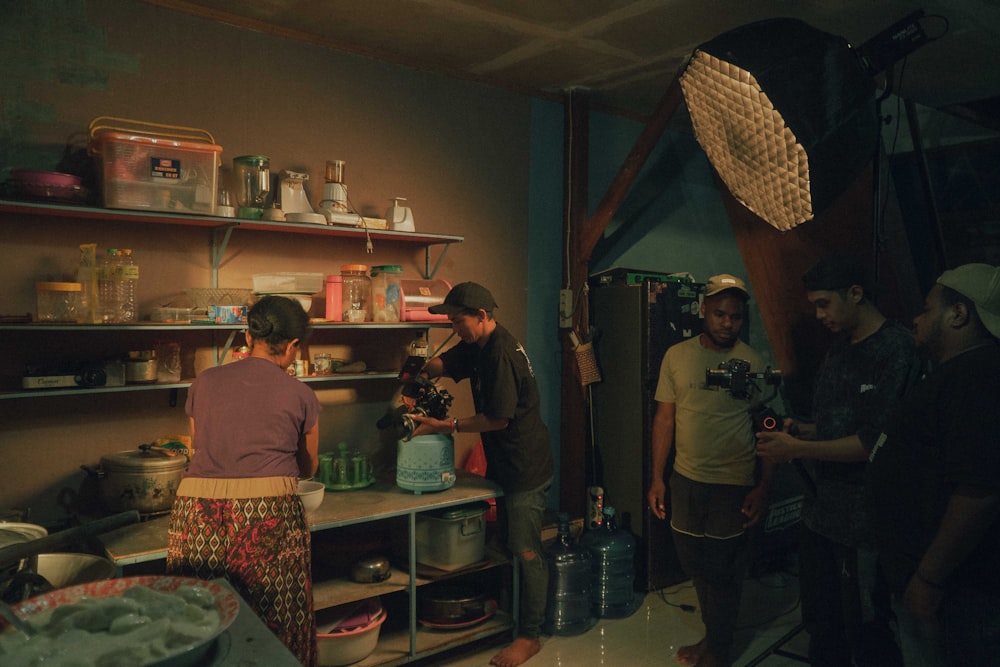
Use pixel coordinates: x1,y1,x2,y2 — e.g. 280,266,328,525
589,276,702,591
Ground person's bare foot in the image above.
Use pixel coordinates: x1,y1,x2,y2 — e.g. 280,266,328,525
489,637,541,667
676,638,706,665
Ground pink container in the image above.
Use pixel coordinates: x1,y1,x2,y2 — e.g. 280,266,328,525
325,275,343,321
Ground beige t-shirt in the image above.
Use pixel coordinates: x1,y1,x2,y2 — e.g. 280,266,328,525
654,336,763,486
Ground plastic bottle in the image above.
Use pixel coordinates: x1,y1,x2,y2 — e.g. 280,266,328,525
98,248,120,323
543,513,597,636
77,243,99,324
118,248,138,322
580,505,639,618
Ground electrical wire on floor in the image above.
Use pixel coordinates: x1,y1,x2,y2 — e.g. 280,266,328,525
655,582,696,613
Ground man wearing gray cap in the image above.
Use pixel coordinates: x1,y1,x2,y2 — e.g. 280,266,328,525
869,263,1000,666
409,281,553,667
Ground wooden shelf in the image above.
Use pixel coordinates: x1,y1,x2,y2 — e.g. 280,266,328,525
0,200,463,246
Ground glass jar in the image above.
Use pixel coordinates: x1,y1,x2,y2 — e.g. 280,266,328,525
340,264,371,322
36,282,81,322
370,264,402,322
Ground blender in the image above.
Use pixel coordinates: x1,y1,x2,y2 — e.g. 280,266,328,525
320,159,361,224
233,155,270,219
279,170,327,224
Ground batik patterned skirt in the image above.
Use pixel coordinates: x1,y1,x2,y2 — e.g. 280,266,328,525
166,476,316,667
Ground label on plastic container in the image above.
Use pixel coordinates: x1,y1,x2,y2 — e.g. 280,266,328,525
151,157,181,179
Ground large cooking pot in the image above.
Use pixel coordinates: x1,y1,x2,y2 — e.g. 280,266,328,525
83,447,188,514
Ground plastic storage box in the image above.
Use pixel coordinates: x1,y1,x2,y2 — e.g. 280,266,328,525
88,117,222,215
415,501,490,571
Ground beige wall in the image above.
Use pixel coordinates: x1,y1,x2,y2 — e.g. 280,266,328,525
1,0,534,524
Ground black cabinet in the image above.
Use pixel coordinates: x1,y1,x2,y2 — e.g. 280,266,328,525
589,278,701,591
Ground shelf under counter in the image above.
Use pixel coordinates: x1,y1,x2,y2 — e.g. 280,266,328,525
99,471,503,565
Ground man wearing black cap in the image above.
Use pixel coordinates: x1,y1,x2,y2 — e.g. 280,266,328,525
869,263,1000,666
409,281,553,667
647,274,776,667
756,254,920,667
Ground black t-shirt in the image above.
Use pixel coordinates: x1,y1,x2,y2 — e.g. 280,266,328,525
439,324,553,493
804,319,921,545
869,344,1000,594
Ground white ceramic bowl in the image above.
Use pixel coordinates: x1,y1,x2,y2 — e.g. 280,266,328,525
298,480,325,514
35,553,117,589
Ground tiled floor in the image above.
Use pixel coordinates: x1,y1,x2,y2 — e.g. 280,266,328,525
437,569,810,667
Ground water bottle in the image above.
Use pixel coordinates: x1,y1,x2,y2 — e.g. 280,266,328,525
98,248,120,323
118,248,138,322
77,243,99,324
580,505,639,618
543,513,596,636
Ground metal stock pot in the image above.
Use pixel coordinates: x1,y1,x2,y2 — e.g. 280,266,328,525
83,447,188,514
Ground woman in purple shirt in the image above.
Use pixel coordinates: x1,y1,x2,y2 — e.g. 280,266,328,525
167,295,321,666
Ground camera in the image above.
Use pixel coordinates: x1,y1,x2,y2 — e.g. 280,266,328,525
376,376,454,440
705,358,782,399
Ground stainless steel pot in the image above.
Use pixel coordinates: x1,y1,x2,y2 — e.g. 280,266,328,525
83,448,188,514
419,585,488,624
350,555,391,583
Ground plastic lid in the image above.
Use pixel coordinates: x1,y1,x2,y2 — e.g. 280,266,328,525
371,265,403,273
340,264,370,273
423,501,491,520
234,155,270,164
36,282,82,291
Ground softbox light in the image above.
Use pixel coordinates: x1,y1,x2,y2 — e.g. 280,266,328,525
680,18,878,231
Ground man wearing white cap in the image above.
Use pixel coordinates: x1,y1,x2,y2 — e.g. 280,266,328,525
647,274,776,667
869,263,1000,666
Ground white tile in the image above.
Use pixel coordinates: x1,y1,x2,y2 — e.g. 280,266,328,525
435,571,805,666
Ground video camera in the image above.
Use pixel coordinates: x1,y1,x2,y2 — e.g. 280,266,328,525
705,358,782,400
376,376,454,441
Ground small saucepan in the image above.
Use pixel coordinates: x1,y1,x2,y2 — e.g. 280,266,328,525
350,555,391,583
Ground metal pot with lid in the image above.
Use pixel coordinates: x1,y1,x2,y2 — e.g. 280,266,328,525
83,445,188,515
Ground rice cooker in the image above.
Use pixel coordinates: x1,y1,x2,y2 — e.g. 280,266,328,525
396,434,456,494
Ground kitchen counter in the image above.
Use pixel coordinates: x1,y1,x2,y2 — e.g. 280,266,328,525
100,471,502,565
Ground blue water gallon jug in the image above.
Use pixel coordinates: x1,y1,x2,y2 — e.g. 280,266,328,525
580,505,640,618
543,513,596,636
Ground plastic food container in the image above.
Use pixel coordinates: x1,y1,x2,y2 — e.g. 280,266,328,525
370,265,402,322
399,279,451,321
36,282,82,322
90,131,221,215
208,305,247,324
252,272,324,294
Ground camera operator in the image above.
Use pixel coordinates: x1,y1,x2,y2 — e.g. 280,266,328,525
407,282,553,667
755,254,920,667
647,274,775,667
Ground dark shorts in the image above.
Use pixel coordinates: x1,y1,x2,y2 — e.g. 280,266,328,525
669,471,750,539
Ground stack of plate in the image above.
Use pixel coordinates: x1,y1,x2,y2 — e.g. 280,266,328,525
252,273,324,315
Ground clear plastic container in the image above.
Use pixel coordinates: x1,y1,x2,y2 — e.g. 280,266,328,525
36,282,81,322
340,264,371,322
370,265,402,322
